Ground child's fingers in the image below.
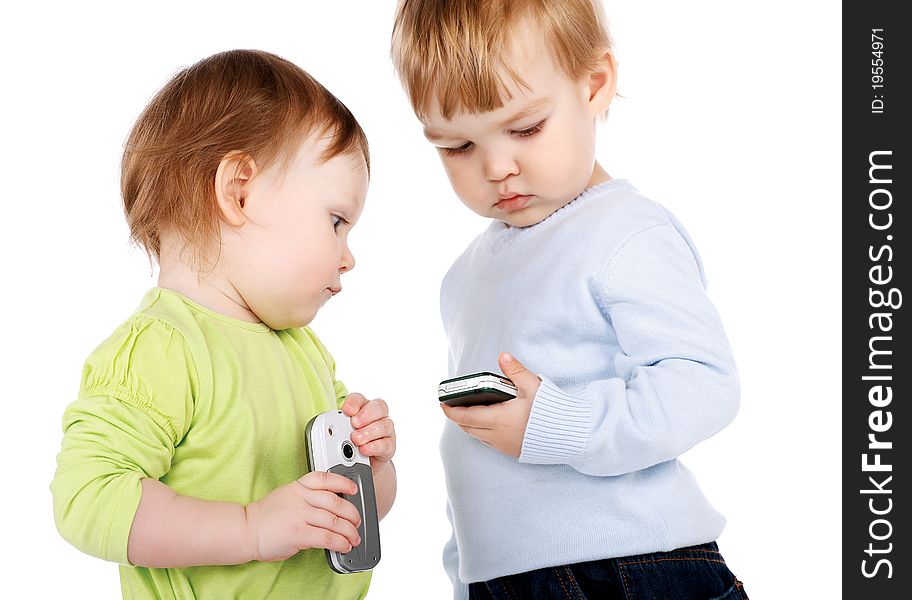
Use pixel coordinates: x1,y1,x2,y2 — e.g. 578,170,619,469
459,426,495,448
357,437,396,460
305,508,362,548
306,490,363,528
341,393,368,416
458,425,497,450
349,399,389,428
297,471,358,496
498,352,542,395
351,417,394,445
303,526,357,554
440,403,495,430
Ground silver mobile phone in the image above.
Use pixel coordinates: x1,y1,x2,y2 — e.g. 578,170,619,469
305,410,381,573
438,372,517,407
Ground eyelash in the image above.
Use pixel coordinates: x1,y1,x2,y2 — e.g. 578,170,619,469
439,119,547,157
442,142,472,157
514,119,546,138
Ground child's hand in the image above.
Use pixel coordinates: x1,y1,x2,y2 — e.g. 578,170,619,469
440,352,541,458
244,472,362,562
342,393,396,472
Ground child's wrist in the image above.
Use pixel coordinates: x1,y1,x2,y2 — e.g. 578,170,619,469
242,501,262,562
370,457,392,476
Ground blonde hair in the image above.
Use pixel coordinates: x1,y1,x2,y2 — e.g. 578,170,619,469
121,49,369,268
391,0,613,119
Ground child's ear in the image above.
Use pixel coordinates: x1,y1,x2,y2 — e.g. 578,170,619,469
587,50,617,117
214,152,258,227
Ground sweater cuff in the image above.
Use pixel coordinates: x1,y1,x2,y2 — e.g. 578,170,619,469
519,377,590,465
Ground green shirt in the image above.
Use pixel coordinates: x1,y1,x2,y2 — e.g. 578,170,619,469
52,288,371,599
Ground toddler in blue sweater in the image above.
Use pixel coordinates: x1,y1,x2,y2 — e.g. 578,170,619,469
393,1,748,599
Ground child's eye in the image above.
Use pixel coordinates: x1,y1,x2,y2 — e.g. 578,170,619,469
512,119,546,138
331,215,347,230
440,142,473,157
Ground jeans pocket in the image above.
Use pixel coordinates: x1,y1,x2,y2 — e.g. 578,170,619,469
617,551,738,600
708,577,748,600
473,566,587,600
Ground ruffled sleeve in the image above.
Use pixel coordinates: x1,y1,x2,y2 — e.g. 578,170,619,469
51,316,196,564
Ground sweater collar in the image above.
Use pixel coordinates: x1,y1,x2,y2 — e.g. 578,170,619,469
484,179,631,251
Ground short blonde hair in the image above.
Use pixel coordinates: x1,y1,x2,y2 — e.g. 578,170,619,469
122,49,369,268
391,0,613,119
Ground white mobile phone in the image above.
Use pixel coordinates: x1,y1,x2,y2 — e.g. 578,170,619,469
438,372,517,407
305,410,381,573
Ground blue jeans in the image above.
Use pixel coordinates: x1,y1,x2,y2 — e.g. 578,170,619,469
468,542,748,600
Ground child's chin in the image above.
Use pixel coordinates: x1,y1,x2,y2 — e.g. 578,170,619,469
262,306,317,331
502,209,551,228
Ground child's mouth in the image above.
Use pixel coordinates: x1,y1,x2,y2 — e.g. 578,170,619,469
495,194,531,212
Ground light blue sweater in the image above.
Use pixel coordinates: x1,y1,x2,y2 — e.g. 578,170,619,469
439,180,739,596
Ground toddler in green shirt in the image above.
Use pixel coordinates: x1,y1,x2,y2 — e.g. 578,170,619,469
51,50,397,600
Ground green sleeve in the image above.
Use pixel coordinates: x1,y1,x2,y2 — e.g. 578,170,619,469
51,317,195,564
334,378,350,408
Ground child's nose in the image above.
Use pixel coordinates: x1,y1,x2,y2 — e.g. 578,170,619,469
483,150,519,182
340,247,355,273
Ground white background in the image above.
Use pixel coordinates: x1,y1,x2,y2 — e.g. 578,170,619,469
1,1,840,598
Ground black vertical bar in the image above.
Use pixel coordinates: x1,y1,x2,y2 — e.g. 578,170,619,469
843,2,908,597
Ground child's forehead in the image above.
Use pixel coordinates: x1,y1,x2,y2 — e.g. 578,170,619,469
421,22,576,125
261,135,368,191
421,39,573,132
506,18,551,69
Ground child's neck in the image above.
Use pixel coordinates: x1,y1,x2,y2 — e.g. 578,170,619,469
587,162,611,188
156,236,261,324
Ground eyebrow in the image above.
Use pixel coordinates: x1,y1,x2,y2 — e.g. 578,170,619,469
496,97,552,129
423,97,552,142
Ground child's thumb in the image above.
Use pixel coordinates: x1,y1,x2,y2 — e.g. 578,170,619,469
498,352,540,388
